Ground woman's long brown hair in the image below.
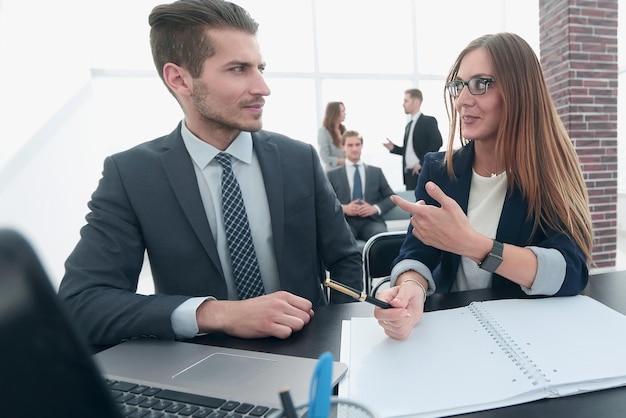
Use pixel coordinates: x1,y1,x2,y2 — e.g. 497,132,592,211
443,33,594,266
323,102,346,148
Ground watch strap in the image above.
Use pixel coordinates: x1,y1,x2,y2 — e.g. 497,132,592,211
479,240,503,273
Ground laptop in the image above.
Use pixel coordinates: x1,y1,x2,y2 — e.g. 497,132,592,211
0,229,348,417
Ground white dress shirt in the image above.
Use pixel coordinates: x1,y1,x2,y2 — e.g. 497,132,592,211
404,112,421,170
170,121,280,338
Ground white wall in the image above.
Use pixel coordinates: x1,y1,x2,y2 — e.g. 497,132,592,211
0,0,92,282
0,1,91,168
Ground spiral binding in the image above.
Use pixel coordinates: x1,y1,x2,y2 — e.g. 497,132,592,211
468,302,550,386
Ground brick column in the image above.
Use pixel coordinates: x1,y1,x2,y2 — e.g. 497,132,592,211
539,0,619,268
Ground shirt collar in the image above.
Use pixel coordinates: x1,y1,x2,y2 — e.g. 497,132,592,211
181,120,253,168
411,111,422,122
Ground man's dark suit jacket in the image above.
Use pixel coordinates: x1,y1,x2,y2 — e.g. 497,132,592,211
391,114,443,185
395,141,589,296
326,164,395,223
59,124,363,346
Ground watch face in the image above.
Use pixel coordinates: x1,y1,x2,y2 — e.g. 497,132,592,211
479,241,503,273
480,254,502,273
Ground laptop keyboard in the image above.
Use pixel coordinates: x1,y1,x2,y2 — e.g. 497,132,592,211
107,379,280,418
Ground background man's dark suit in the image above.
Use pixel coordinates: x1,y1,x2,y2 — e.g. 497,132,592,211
326,164,395,244
59,125,362,346
390,114,443,191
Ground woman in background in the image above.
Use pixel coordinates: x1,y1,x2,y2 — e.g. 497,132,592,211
318,101,346,170
374,32,594,340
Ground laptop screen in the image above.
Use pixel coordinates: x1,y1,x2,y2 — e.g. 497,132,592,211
0,229,121,418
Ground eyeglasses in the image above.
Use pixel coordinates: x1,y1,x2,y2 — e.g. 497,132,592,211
446,77,496,97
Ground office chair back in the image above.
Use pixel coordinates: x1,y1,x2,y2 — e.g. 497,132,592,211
382,190,414,222
0,229,122,418
362,231,406,295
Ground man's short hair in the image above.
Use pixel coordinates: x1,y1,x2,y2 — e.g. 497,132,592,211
341,130,363,145
405,88,423,102
149,0,258,82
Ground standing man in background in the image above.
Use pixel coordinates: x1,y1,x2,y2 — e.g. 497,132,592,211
328,130,395,249
384,88,443,191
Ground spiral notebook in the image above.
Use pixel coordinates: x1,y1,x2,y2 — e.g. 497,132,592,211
341,296,626,418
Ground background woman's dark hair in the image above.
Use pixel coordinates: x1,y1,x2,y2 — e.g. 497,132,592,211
323,102,346,148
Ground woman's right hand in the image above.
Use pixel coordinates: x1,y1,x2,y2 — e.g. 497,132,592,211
373,277,425,340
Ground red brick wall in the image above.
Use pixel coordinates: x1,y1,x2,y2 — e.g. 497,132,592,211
539,0,619,268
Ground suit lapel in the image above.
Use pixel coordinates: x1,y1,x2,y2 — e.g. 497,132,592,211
160,127,223,274
252,133,285,263
442,143,473,212
411,117,423,147
338,166,351,202
364,165,379,200
497,187,529,243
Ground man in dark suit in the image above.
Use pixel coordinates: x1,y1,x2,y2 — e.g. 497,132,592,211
384,88,443,191
58,0,362,348
327,130,395,248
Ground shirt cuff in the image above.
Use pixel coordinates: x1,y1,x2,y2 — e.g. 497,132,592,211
520,246,565,296
171,296,215,339
374,204,382,215
390,259,436,296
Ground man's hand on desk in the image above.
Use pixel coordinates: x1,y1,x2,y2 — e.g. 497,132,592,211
195,291,314,339
373,278,425,340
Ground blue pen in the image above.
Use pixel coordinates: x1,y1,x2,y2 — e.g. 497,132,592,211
308,352,333,418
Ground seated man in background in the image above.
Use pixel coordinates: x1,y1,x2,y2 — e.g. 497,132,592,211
327,130,396,248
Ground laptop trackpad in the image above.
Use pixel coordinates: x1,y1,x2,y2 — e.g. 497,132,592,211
172,353,276,387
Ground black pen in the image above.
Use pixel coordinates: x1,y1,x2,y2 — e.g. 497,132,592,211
279,388,298,418
324,278,392,309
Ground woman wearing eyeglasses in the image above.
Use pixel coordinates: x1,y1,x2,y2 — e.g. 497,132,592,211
374,32,593,340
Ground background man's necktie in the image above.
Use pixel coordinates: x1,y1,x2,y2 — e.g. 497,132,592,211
353,164,363,201
215,152,265,300
403,120,413,143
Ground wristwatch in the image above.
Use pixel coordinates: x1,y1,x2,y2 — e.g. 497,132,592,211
479,240,503,273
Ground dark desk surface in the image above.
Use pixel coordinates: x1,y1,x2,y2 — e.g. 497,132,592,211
195,270,626,417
